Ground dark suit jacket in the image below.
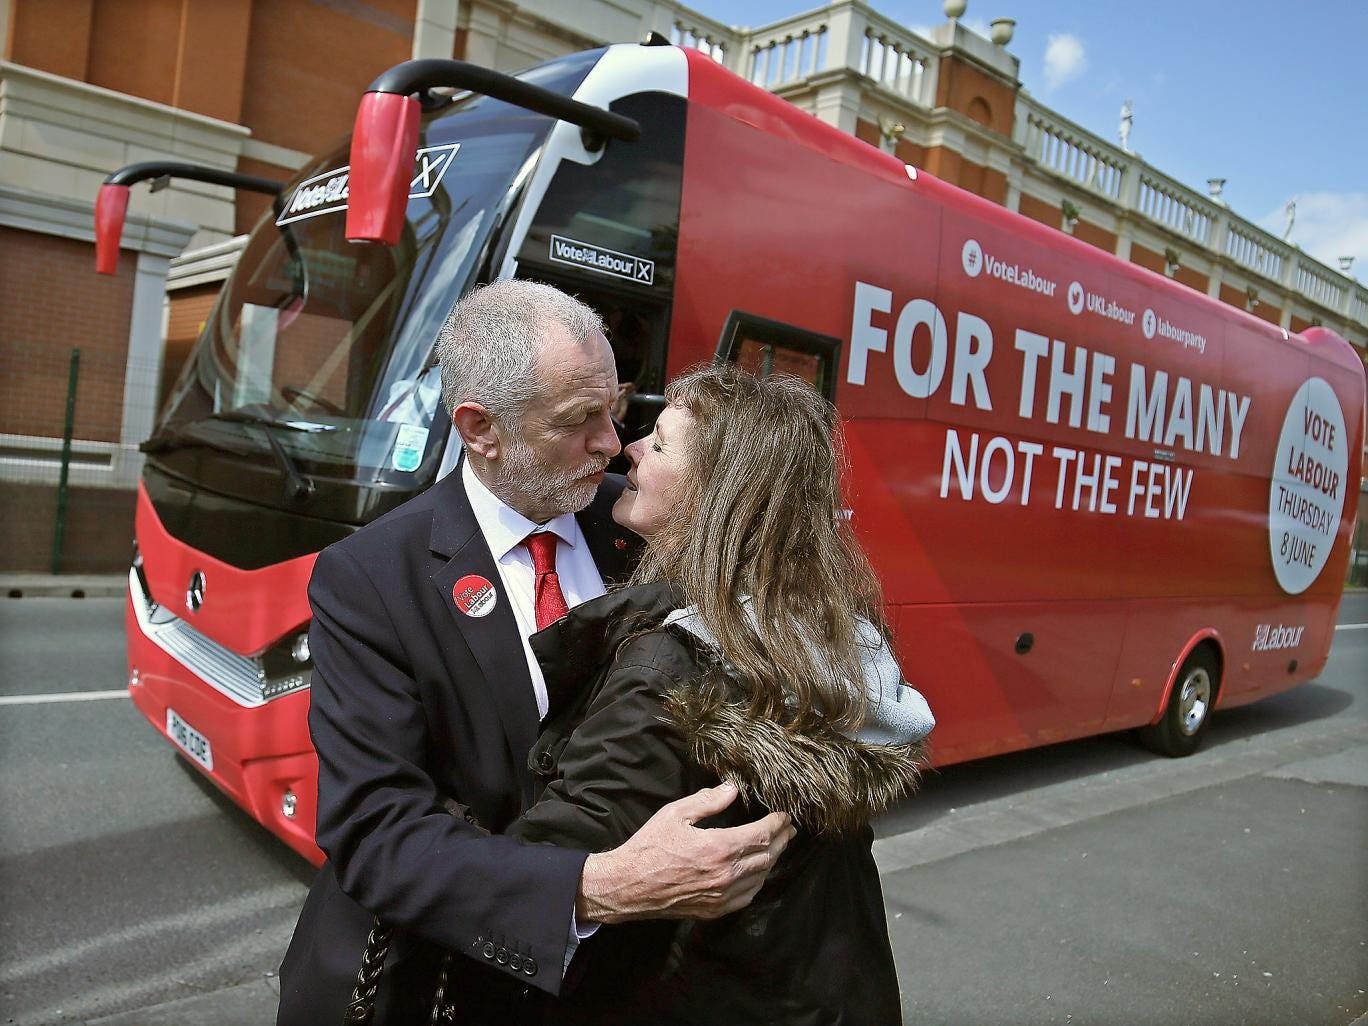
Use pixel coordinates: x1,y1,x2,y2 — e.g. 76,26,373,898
277,470,637,1025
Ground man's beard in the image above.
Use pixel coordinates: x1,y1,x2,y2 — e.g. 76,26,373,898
494,427,606,517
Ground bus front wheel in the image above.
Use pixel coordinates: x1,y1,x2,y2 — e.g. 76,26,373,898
1138,646,1220,758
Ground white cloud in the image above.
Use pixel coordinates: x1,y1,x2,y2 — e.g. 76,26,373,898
1043,33,1086,90
1260,191,1368,283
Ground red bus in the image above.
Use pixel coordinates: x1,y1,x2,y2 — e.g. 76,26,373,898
99,41,1365,864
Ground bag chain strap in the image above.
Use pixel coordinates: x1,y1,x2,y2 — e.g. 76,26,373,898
428,952,457,1025
341,799,479,1024
344,919,395,1024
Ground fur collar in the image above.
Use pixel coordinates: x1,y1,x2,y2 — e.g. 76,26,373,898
662,685,924,836
533,582,926,835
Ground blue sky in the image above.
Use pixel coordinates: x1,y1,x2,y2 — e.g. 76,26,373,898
683,0,1367,284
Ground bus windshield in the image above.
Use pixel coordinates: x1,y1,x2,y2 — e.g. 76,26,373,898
151,50,603,498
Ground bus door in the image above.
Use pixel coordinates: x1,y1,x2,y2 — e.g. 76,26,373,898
516,272,671,457
508,90,685,451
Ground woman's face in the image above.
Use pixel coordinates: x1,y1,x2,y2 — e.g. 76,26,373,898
612,404,695,538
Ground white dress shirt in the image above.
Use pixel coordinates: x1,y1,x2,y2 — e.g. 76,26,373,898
460,461,605,966
462,459,608,720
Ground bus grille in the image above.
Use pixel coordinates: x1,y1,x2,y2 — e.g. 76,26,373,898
127,569,309,707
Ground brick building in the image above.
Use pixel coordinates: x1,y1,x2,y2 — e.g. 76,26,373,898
1,0,1364,572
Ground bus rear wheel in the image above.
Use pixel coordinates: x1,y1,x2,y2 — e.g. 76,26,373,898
1138,646,1219,758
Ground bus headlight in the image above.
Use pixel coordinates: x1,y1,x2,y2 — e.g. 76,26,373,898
291,632,310,665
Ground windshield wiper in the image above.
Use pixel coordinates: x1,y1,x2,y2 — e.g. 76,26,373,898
140,422,253,457
209,411,316,501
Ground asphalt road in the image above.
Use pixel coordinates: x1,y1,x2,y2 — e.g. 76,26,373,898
0,592,1364,1025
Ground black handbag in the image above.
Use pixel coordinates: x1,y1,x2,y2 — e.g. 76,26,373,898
343,920,458,1025
342,798,480,1025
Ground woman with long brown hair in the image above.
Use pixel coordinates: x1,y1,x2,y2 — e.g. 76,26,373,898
509,362,933,1024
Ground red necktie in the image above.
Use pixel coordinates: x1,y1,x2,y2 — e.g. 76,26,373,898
523,532,569,630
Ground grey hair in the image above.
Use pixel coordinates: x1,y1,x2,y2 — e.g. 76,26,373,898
435,279,606,424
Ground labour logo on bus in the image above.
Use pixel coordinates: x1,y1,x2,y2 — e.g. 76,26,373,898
961,238,983,278
275,144,462,226
549,234,654,286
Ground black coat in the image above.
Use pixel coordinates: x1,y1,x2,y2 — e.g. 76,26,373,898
276,471,638,1026
511,583,919,1026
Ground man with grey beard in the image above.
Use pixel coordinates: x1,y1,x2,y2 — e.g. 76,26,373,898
277,280,794,1026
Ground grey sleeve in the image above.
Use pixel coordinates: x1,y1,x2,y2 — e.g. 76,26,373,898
850,621,936,745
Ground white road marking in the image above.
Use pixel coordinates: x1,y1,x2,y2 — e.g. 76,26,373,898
0,882,306,989
10,907,302,1023
0,689,128,705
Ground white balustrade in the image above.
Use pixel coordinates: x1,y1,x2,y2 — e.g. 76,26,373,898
749,25,828,86
739,4,936,105
1349,290,1368,326
670,17,733,63
1225,223,1286,280
1293,261,1347,311
1020,100,1126,201
858,27,932,104
1137,172,1214,245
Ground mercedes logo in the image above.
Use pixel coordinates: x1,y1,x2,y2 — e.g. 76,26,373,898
186,570,207,613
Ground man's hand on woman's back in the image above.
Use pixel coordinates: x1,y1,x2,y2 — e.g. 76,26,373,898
576,782,795,924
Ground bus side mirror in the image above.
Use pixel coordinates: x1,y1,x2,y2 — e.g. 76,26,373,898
95,183,131,275
345,91,420,246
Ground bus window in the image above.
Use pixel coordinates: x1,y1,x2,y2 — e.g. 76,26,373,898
716,310,841,401
511,90,684,470
517,271,670,474
515,91,684,296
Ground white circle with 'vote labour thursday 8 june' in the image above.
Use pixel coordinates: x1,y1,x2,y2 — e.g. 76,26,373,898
961,238,983,278
1268,377,1348,594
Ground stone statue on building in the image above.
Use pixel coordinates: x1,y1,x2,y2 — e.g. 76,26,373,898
1118,100,1133,153
1282,199,1296,241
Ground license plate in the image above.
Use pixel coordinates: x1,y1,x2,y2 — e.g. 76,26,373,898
167,707,213,771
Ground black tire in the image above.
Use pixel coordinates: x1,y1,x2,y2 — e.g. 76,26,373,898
1137,646,1220,757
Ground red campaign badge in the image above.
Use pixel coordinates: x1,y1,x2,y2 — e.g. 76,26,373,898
452,575,497,617
614,538,627,550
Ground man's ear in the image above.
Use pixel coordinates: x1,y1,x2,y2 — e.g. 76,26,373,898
453,402,501,460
